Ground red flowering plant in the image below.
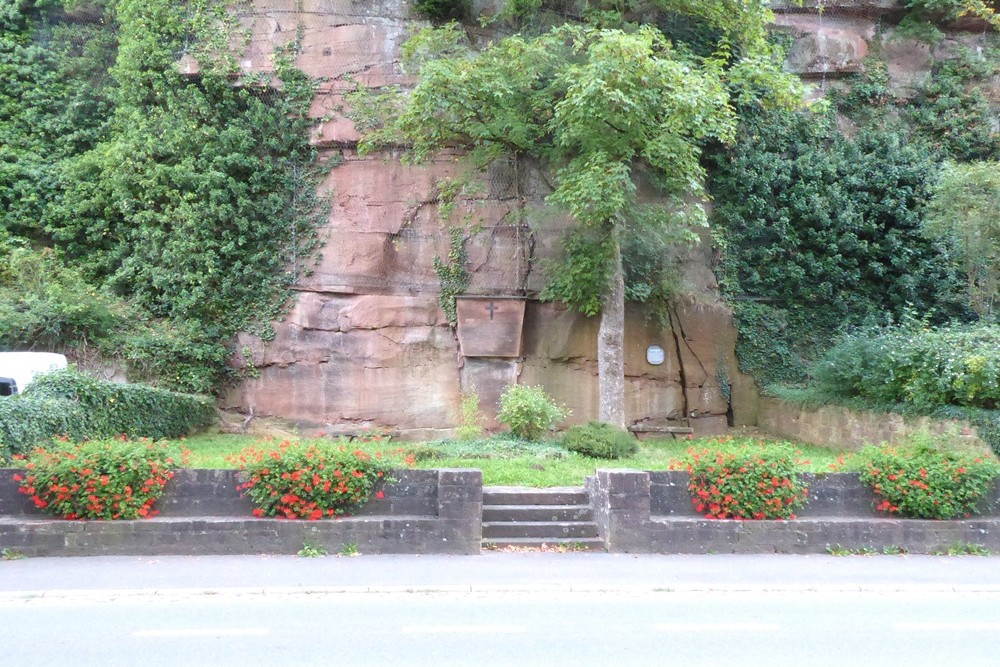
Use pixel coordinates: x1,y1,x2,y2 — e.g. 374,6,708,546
858,442,999,519
673,443,809,520
229,438,414,520
13,437,187,520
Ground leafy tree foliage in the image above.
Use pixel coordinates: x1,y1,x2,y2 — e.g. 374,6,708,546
922,160,1000,320
710,110,969,386
0,0,325,393
358,9,802,425
0,1,115,241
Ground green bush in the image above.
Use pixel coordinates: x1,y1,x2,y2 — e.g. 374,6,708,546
561,421,638,459
232,439,404,519
0,369,214,460
0,397,89,462
14,438,185,520
858,440,999,519
812,322,1000,410
497,385,568,440
681,444,809,519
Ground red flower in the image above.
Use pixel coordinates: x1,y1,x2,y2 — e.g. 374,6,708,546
375,491,385,499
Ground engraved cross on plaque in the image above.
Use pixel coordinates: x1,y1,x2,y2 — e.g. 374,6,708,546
485,301,497,320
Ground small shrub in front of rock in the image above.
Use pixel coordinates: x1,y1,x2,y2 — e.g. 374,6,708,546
496,385,568,441
681,445,809,520
231,439,412,520
561,421,638,459
858,441,999,519
13,437,186,520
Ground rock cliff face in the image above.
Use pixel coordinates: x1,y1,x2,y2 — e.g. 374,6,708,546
224,0,994,438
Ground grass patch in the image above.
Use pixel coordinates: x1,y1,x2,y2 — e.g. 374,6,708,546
175,431,849,487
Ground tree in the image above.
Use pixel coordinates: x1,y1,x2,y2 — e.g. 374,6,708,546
922,161,1000,320
357,8,803,427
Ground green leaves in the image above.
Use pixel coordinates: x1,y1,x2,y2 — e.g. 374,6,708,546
811,322,1000,411
233,440,401,519
540,229,614,316
0,369,213,460
0,0,326,392
710,109,968,385
683,444,809,520
922,160,1000,319
859,440,999,520
15,438,184,520
362,21,790,319
497,385,569,440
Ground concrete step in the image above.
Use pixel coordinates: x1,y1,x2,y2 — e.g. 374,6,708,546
483,486,589,506
482,521,600,539
483,505,593,523
483,537,606,551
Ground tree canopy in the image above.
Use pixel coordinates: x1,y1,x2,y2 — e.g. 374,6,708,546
358,8,805,424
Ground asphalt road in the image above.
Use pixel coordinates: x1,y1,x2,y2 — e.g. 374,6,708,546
3,589,1000,665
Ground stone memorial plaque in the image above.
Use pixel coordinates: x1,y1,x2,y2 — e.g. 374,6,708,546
646,344,665,366
455,296,526,358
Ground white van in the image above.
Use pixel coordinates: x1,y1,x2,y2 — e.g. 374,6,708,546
0,352,68,395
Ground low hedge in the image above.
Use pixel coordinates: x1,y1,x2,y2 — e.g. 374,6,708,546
561,421,638,459
811,323,1000,411
0,369,214,460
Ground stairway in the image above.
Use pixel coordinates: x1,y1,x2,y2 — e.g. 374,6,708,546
481,486,604,551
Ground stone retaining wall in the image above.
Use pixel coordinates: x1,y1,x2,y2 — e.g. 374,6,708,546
588,469,1000,554
0,468,482,557
6,467,1000,556
759,398,986,452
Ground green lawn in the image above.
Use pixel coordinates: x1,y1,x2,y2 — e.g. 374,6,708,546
178,430,853,487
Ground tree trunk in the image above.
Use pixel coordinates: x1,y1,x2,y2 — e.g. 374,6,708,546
598,232,626,428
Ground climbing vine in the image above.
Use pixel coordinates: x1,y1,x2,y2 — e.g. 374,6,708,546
712,33,998,388
0,0,327,393
709,108,970,386
434,226,471,327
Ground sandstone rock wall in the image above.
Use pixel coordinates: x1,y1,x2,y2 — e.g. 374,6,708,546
225,0,995,438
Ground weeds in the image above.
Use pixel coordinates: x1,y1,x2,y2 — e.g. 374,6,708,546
297,541,328,558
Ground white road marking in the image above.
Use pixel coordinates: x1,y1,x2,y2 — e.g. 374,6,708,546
653,623,781,632
133,627,270,638
402,625,526,634
895,622,1000,631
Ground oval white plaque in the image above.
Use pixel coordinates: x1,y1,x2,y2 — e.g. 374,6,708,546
646,344,665,366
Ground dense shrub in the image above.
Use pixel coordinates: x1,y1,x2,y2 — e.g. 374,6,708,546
1,1,325,394
858,441,999,519
232,439,410,520
14,438,185,520
711,45,1000,386
0,397,88,462
0,369,214,459
811,322,1000,410
497,385,568,440
561,421,638,459
681,444,809,519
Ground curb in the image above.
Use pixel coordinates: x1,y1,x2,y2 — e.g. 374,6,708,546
5,582,1000,602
